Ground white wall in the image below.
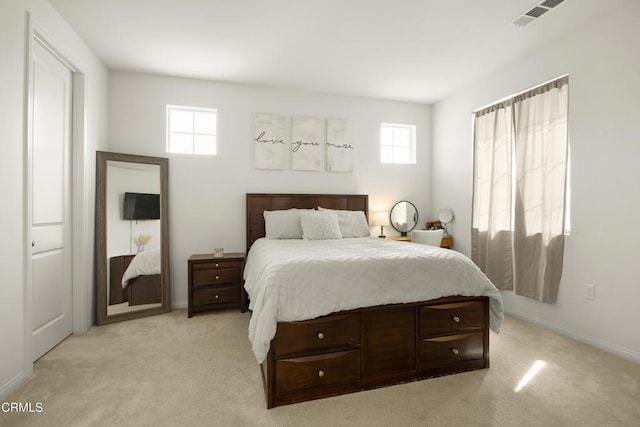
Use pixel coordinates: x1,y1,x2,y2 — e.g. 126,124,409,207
432,2,640,361
108,71,432,308
0,0,108,400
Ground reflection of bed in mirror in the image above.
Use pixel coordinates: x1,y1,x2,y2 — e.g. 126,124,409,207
109,250,162,308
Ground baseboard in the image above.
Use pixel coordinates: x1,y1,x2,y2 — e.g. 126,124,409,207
171,302,187,310
504,310,640,364
0,370,29,401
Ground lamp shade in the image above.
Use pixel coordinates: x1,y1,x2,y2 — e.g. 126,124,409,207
372,211,389,226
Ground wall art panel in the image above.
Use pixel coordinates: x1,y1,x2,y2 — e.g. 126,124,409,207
291,115,323,171
253,113,287,170
326,118,354,172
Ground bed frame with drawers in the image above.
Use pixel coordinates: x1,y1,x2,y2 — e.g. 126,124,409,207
246,193,490,408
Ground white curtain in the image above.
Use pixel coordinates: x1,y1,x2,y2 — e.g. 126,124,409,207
512,78,569,302
472,76,569,302
471,103,514,290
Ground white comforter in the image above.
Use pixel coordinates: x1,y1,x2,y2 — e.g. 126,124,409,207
121,248,161,287
244,237,504,363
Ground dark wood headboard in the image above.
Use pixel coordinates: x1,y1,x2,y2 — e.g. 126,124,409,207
246,193,369,251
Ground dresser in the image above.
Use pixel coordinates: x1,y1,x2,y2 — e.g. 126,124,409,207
187,253,246,317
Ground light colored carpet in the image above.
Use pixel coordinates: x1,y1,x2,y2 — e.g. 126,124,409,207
2,310,639,427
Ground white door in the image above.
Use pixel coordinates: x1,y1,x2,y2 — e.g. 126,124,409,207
30,38,73,361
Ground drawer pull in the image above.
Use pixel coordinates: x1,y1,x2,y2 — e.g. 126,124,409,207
215,275,220,280
317,332,325,340
451,348,460,355
452,316,460,323
318,369,325,378
215,263,219,267
215,294,219,300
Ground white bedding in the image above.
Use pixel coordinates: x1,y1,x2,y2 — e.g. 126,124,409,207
244,237,504,363
121,248,161,287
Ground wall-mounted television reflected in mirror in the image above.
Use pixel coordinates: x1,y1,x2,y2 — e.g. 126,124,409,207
123,192,160,220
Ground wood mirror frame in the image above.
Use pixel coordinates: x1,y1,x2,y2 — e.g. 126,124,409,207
96,151,170,325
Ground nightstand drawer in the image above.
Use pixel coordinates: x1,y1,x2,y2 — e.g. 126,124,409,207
193,267,240,287
419,300,485,336
418,332,484,370
196,260,242,270
193,286,240,306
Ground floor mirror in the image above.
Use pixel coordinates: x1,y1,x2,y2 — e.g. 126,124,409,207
96,151,170,325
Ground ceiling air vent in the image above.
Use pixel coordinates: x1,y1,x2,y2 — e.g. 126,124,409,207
540,0,565,8
525,6,549,18
511,0,566,27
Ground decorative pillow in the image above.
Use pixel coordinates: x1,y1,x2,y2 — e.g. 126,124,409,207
263,209,303,239
299,209,342,240
318,207,371,238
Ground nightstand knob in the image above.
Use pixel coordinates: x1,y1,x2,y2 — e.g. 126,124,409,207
452,316,460,323
318,369,325,378
215,263,219,267
215,275,220,280
451,348,460,355
317,332,325,340
215,294,219,300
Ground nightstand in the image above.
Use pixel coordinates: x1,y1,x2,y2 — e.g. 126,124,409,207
387,235,412,242
188,253,246,318
387,235,453,249
440,236,453,249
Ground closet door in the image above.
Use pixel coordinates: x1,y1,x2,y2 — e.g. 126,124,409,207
30,37,73,361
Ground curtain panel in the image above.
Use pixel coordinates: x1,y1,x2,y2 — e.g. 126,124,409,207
471,103,514,290
472,76,569,303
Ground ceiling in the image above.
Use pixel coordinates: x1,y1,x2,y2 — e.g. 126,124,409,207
49,0,614,104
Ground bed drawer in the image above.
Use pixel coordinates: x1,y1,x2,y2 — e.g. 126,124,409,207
418,332,484,370
275,349,360,393
274,314,360,357
192,286,240,306
419,299,485,336
192,267,240,287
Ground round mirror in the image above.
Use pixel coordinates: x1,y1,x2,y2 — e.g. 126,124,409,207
438,209,454,224
390,201,418,236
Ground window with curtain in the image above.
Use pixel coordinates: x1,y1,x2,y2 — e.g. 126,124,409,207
472,76,569,303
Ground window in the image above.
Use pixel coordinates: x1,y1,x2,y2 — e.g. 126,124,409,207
166,105,217,155
380,123,416,164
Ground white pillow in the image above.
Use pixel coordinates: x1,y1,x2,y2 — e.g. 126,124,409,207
318,207,371,238
299,210,342,240
264,209,303,239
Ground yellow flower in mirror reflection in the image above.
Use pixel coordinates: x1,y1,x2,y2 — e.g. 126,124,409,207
138,234,151,250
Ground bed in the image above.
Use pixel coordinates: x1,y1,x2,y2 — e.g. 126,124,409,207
109,249,162,306
245,193,503,408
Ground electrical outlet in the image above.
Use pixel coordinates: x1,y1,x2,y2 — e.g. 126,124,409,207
584,283,595,300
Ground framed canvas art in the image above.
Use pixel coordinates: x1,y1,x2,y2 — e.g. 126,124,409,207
291,116,322,171
326,118,354,172
253,113,287,170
